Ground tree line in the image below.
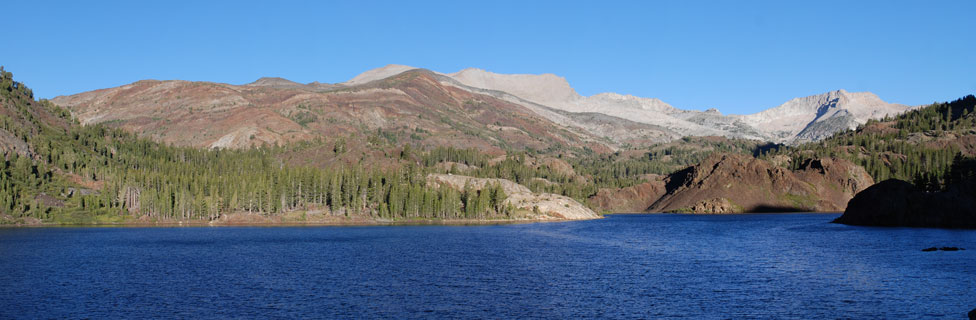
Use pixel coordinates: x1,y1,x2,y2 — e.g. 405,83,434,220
2,69,523,223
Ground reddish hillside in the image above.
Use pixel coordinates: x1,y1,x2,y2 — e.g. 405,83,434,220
52,70,608,155
649,153,873,213
590,153,874,213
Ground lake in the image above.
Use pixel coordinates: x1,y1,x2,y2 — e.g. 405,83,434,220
0,214,974,318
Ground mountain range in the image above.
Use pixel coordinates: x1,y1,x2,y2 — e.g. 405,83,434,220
51,65,910,152
4,65,971,224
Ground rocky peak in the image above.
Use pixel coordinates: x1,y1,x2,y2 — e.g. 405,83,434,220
246,77,307,89
570,93,679,116
448,68,580,107
739,89,909,143
343,64,418,86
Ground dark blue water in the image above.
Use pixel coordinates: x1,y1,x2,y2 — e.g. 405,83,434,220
1,214,974,319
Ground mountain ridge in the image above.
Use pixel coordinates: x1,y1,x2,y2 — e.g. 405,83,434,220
51,69,614,153
336,65,911,144
51,65,912,149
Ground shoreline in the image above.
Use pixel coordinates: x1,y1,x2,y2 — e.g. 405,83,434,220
0,212,850,228
0,216,602,228
607,211,843,215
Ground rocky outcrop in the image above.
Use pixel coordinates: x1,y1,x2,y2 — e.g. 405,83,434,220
426,174,601,220
833,179,976,229
647,153,873,213
0,128,33,159
684,198,742,214
427,174,530,195
590,153,874,214
794,158,875,210
540,157,577,178
589,181,667,213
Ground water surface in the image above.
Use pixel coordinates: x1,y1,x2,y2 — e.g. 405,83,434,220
1,214,974,318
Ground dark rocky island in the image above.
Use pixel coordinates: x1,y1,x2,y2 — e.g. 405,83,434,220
833,178,976,229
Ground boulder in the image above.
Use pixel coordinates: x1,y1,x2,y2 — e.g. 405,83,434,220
686,198,742,214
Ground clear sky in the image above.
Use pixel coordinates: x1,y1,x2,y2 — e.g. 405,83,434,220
3,0,974,114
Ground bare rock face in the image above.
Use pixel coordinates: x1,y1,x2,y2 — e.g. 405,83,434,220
834,179,976,229
433,161,478,173
342,64,418,86
592,154,874,214
442,68,909,144
449,68,581,109
589,181,667,213
426,174,530,195
648,153,873,213
539,157,577,178
426,174,601,220
739,89,910,144
794,158,875,211
0,128,34,159
686,198,741,214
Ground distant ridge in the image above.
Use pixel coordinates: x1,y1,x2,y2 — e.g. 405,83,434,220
328,65,910,144
342,64,418,86
52,65,912,149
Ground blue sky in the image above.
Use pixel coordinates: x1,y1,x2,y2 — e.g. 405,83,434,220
3,0,974,114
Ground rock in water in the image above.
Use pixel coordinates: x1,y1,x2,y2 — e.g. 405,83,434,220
834,179,976,229
921,247,965,252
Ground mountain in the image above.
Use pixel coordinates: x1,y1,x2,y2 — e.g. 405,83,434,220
739,89,912,143
448,68,582,109
773,95,976,191
10,63,965,222
785,94,976,228
365,65,910,144
342,64,418,86
440,67,735,140
0,67,600,225
52,70,616,154
442,67,910,144
52,65,911,151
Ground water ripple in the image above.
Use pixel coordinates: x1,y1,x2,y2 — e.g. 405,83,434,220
0,214,974,318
